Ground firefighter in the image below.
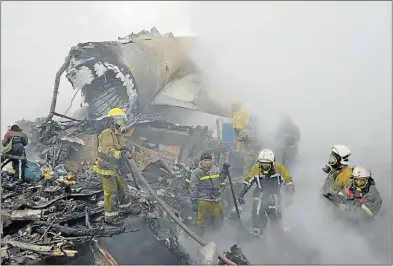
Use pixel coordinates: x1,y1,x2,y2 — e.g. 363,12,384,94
238,149,295,236
274,115,300,170
229,98,257,176
189,151,230,232
321,145,352,195
333,166,382,221
1,123,29,179
92,108,134,226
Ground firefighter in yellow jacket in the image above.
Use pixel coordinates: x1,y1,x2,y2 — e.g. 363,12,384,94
321,145,352,195
229,98,257,176
92,108,133,226
238,149,295,236
189,152,230,232
328,165,382,222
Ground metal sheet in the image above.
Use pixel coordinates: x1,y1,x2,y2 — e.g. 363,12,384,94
64,28,229,124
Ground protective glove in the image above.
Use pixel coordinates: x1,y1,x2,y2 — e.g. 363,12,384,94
120,150,132,160
238,197,245,205
121,146,132,152
325,193,345,204
220,182,227,189
183,180,190,189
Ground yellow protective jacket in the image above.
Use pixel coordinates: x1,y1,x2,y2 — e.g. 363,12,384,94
242,162,294,197
93,128,128,176
322,166,352,195
245,162,293,185
229,108,250,129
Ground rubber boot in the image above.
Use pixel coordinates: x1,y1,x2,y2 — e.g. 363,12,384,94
105,217,124,227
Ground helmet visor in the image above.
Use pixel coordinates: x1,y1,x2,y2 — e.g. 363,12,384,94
353,177,368,189
112,114,128,126
259,162,272,172
328,154,338,165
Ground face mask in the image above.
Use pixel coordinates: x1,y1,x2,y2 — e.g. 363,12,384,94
113,116,128,134
114,124,128,134
322,153,340,174
353,177,368,190
259,162,272,174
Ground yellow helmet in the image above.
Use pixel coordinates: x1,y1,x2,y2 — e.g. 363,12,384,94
107,108,128,134
232,98,241,104
107,108,127,118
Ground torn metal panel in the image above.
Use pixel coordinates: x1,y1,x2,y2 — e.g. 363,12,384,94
60,135,85,145
64,27,229,124
65,42,138,120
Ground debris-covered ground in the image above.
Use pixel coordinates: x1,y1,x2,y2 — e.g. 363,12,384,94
1,112,246,265
0,157,201,265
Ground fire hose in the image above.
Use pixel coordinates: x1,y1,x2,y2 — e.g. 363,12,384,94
125,158,237,265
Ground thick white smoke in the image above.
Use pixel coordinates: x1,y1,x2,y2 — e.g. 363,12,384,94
183,1,392,264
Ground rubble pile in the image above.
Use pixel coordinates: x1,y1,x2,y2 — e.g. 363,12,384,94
1,160,195,265
1,162,104,264
2,112,242,264
16,118,87,166
143,163,194,220
1,122,197,265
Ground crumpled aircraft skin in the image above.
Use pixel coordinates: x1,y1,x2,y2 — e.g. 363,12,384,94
65,29,228,123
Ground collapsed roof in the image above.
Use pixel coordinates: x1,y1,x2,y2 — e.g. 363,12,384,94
64,27,228,124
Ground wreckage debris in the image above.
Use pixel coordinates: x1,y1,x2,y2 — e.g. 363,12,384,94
2,80,247,264
1,152,207,265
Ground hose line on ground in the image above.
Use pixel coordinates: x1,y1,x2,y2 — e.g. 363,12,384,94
126,158,237,265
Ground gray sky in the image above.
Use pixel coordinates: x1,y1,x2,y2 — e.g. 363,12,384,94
1,1,392,263
1,1,194,134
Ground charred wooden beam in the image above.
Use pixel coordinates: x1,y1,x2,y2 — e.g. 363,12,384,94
10,210,42,221
28,195,66,209
32,221,124,237
2,235,77,257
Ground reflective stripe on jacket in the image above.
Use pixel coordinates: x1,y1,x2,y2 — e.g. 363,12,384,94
2,130,28,158
189,164,228,202
340,179,382,218
93,128,127,176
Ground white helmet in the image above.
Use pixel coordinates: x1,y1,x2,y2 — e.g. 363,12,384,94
7,122,18,130
352,165,371,190
331,145,351,165
257,149,275,163
352,165,371,178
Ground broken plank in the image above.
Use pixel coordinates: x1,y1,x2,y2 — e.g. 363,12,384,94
2,235,53,253
69,190,103,198
2,235,78,257
33,221,98,237
10,210,42,221
28,195,66,209
97,245,118,265
50,248,78,257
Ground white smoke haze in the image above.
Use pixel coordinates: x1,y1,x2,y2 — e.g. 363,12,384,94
1,1,391,264
185,1,392,264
